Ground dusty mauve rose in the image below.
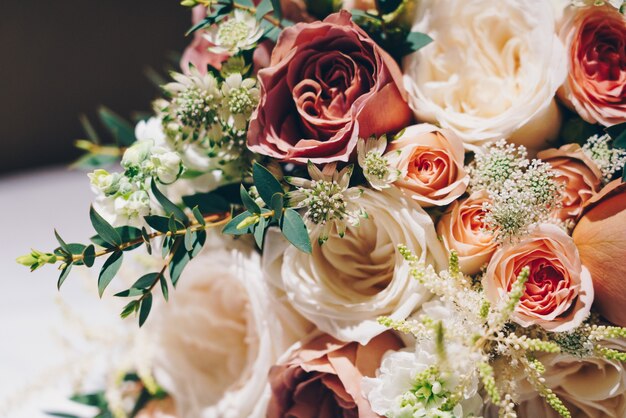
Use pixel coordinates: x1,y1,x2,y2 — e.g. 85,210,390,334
279,0,314,22
180,6,229,74
267,332,403,418
558,4,626,126
537,144,603,223
573,180,626,325
436,191,497,275
248,11,413,164
388,123,468,207
484,223,594,332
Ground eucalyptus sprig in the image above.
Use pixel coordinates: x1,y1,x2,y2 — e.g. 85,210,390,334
18,179,231,326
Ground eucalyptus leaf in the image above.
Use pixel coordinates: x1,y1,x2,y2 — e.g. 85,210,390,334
98,106,136,147
114,288,145,298
151,180,188,223
280,209,312,253
98,251,124,297
253,162,283,205
82,245,96,268
145,215,171,233
270,192,284,222
182,191,230,214
139,293,153,327
90,206,122,247
256,0,274,20
222,211,255,235
169,239,190,287
403,32,433,55
79,113,100,143
54,230,69,252
254,216,267,249
132,272,159,289
71,154,118,170
240,184,261,214
192,206,206,225
120,300,139,319
184,229,194,252
160,275,169,302
57,264,72,290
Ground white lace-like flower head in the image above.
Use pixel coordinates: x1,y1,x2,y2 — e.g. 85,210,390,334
357,136,401,190
204,10,264,55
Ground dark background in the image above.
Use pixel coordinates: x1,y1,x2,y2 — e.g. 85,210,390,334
0,1,191,175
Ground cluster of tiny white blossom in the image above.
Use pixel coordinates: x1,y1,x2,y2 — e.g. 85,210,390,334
286,162,367,244
357,136,401,190
204,10,264,55
88,139,183,226
155,65,259,167
366,247,626,418
582,133,626,183
468,140,561,241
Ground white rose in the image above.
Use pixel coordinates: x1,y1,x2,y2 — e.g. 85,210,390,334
135,117,167,145
147,234,308,418
513,340,626,418
403,0,567,151
265,187,448,345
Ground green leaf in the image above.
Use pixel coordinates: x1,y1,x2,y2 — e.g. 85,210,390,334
114,288,145,297
70,392,108,408
97,106,136,146
222,211,255,235
182,191,230,214
141,227,152,255
139,293,153,327
184,230,194,251
98,251,124,297
403,32,433,55
240,184,261,214
90,206,122,247
605,122,626,142
57,264,72,290
54,230,69,252
151,180,188,223
82,245,96,268
253,163,283,205
281,209,312,253
168,215,179,234
120,300,140,319
169,239,190,287
90,226,142,250
162,236,172,258
254,216,267,249
160,275,169,302
270,0,281,18
192,206,206,225
79,114,100,143
144,215,171,233
256,0,274,20
270,193,284,222
185,16,211,36
132,272,159,289
377,0,402,14
71,153,118,170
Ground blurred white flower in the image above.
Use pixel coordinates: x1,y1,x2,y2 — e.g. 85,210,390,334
204,10,264,55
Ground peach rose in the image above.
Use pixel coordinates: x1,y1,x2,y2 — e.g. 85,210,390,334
538,144,603,223
436,191,497,275
484,223,594,332
388,123,468,207
180,6,229,74
267,332,403,418
573,180,626,325
558,4,626,126
247,11,412,164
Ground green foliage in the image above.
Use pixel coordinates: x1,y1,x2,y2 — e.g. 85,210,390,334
281,208,312,253
150,179,187,223
98,251,124,297
90,206,122,247
604,122,626,181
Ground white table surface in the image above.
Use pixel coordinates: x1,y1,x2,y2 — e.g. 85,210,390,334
0,167,128,418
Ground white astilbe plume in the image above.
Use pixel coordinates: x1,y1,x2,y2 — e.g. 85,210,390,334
582,133,626,183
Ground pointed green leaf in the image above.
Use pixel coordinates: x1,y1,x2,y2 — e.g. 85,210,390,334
132,272,159,289
184,230,195,252
79,113,100,143
605,122,626,141
256,0,274,20
185,17,211,36
222,211,255,235
90,206,122,247
169,239,190,287
270,0,281,18
151,180,188,223
281,209,312,253
98,251,124,297
120,300,140,319
254,216,267,249
253,163,283,205
240,184,261,214
98,106,136,146
144,215,171,233
270,192,284,222
114,288,145,297
57,264,72,290
192,206,206,225
168,215,179,234
54,230,69,252
160,275,169,302
139,293,153,327
182,191,230,214
403,32,433,55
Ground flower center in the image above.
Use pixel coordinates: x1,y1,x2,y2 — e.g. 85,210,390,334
227,87,256,115
364,151,389,179
305,180,348,225
217,19,251,49
174,86,217,130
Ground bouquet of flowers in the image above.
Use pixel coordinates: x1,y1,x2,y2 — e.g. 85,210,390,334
17,0,626,417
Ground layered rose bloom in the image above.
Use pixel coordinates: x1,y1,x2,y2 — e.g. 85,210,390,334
436,191,497,275
147,234,309,418
484,224,594,332
267,332,403,418
558,4,626,126
388,123,468,207
264,188,448,344
537,144,603,223
403,0,566,150
573,180,626,325
248,11,412,163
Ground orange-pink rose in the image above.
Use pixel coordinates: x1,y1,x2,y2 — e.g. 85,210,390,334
388,123,468,207
573,180,626,326
247,11,412,164
436,191,497,275
537,144,603,223
484,223,594,332
266,332,403,418
180,6,229,74
558,4,626,126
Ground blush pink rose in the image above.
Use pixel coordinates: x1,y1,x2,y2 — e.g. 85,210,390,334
436,191,497,275
558,4,626,126
267,332,403,418
388,123,468,207
247,11,413,164
484,223,594,332
180,6,230,74
538,144,603,223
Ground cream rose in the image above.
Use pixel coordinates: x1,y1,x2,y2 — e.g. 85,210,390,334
264,187,448,345
514,340,626,418
146,234,309,418
403,0,567,150
388,123,468,207
436,190,497,275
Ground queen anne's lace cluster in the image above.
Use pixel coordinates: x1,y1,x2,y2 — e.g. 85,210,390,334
582,133,626,182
